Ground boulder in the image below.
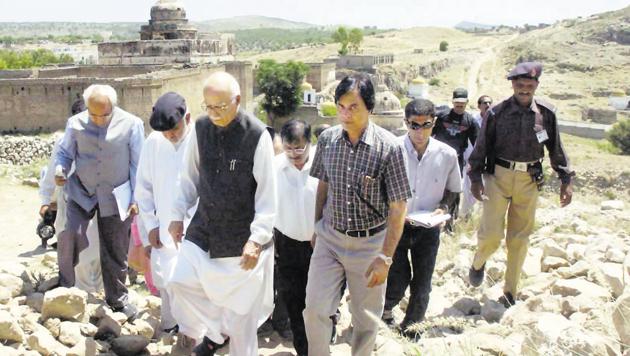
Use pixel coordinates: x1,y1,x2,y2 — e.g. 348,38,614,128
132,318,155,340
605,248,626,264
37,276,60,293
556,260,590,279
79,322,98,337
67,337,98,356
0,273,24,297
600,200,624,211
525,294,562,313
27,331,69,356
58,321,84,347
452,297,481,315
26,292,45,313
551,278,611,300
612,293,630,346
556,328,609,356
480,300,506,323
18,312,49,335
541,239,568,260
110,335,150,356
41,287,87,322
522,247,542,277
566,244,586,264
598,262,625,298
43,317,61,338
0,310,26,343
96,313,123,338
541,256,570,272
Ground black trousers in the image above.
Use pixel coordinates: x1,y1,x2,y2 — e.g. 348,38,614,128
275,228,312,356
384,224,441,328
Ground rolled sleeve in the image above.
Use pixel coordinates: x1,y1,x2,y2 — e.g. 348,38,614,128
384,145,412,203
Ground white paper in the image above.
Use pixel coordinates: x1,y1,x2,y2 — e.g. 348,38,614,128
112,180,132,221
407,210,451,228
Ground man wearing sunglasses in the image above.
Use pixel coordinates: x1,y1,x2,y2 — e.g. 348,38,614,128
468,62,575,308
382,99,461,335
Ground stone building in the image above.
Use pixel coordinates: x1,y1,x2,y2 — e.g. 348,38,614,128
0,0,252,133
326,54,395,72
98,0,235,65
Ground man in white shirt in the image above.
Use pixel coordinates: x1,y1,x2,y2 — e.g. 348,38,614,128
460,95,492,218
135,92,194,334
167,72,276,356
273,119,318,356
383,99,462,335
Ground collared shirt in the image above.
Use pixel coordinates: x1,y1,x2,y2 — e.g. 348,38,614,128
433,109,479,157
55,107,144,217
401,136,462,212
469,96,574,183
171,121,276,246
135,130,195,248
310,122,411,231
274,148,318,242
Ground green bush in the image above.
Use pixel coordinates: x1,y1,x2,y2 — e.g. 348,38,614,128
429,78,440,86
439,40,449,52
607,119,630,155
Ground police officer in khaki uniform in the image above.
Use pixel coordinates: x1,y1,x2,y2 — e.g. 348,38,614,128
467,62,574,307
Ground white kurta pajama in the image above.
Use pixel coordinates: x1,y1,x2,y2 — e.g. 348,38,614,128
167,123,276,356
135,130,194,330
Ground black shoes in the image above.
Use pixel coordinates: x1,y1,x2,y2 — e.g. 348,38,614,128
498,292,516,309
114,303,138,322
191,336,229,356
468,263,485,287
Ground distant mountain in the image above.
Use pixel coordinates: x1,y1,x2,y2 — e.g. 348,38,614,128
194,16,318,32
454,21,495,31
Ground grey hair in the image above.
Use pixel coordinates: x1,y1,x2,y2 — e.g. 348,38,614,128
83,84,118,107
203,72,241,98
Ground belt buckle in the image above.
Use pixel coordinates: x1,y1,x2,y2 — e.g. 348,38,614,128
514,162,528,172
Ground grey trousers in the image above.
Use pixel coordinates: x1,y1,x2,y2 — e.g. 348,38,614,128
304,220,386,356
60,199,131,309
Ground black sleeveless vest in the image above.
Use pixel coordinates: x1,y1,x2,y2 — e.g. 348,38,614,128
185,111,268,258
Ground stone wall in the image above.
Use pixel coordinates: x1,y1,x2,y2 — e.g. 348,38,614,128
0,135,54,165
305,62,336,92
98,39,233,65
0,63,254,133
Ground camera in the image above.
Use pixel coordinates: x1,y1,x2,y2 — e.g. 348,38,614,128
36,209,57,248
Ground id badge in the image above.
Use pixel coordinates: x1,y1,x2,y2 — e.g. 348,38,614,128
536,129,549,143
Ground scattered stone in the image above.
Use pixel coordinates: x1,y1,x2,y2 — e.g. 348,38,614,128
374,334,405,356
79,322,98,337
43,317,61,338
0,288,10,304
541,239,568,260
96,314,123,338
566,244,586,264
110,335,150,356
18,312,49,335
525,294,562,313
551,278,611,300
132,318,155,340
556,328,609,356
556,260,590,279
453,297,481,315
612,292,630,346
522,247,542,277
541,256,570,272
41,287,87,322
480,300,506,323
0,273,24,297
0,310,26,343
26,292,45,313
605,248,626,264
485,262,505,283
58,321,84,347
598,262,625,298
37,276,60,293
601,200,624,211
27,330,69,356
67,337,98,356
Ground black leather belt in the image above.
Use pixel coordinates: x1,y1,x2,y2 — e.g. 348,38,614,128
335,223,386,238
495,157,538,172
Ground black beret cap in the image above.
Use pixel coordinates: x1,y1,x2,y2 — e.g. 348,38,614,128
507,62,543,81
149,92,187,131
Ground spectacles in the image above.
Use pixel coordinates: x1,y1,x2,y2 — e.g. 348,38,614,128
284,145,309,155
200,101,232,114
88,111,112,120
406,120,434,130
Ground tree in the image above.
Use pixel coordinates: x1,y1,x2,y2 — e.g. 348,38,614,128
439,40,449,51
607,119,630,155
332,26,350,55
256,59,309,127
348,28,364,54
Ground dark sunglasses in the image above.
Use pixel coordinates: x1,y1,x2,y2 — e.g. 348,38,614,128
406,120,434,130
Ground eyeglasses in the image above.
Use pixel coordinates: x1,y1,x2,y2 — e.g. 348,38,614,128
88,111,113,120
284,145,309,155
406,120,434,130
200,101,232,114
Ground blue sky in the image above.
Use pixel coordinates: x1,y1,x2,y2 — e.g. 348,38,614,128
1,0,627,28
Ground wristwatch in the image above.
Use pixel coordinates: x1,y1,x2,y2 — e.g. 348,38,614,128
377,253,393,266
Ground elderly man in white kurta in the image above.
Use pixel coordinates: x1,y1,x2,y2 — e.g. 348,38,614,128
135,92,194,333
167,72,276,356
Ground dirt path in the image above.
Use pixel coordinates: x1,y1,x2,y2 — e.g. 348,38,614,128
466,33,519,100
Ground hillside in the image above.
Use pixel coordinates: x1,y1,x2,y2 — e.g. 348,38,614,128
195,15,316,32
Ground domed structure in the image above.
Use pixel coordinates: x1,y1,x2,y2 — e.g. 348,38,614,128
373,84,402,115
408,77,429,99
141,0,197,40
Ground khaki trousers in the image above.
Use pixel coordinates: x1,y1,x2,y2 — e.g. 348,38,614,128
472,165,538,294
